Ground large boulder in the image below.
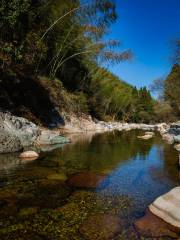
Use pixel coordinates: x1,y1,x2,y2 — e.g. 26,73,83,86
135,187,180,238
0,112,69,153
149,187,180,229
135,209,179,238
0,112,39,153
0,130,22,153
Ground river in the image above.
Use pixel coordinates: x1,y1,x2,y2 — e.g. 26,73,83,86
0,130,179,239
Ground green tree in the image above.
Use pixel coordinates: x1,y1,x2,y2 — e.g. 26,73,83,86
164,64,180,116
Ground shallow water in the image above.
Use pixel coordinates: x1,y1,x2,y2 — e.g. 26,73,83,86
0,130,179,239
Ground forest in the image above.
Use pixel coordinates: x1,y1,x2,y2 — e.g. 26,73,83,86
0,0,179,126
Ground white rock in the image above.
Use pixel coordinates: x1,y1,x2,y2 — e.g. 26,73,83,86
19,151,39,159
149,187,180,228
145,131,155,136
174,144,180,152
162,134,174,144
137,135,153,140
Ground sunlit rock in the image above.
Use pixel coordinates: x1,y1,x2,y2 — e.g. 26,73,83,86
145,131,155,136
162,133,174,144
174,143,180,152
149,187,180,229
137,135,153,140
19,151,39,160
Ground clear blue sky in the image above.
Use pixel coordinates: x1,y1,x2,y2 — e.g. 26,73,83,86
108,0,180,88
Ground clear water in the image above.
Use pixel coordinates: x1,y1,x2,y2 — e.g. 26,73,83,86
0,130,179,239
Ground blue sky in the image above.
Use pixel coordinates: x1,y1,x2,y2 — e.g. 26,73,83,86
108,0,180,88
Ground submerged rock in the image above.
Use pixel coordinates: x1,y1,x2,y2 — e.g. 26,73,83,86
79,214,123,240
47,173,67,182
149,187,180,229
18,207,38,217
67,171,108,189
135,187,180,238
135,209,179,238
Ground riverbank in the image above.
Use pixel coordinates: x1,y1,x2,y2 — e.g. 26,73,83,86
0,128,179,239
0,111,180,155
61,113,180,144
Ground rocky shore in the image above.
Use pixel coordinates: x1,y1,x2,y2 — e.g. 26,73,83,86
0,111,180,156
62,113,180,145
0,112,70,154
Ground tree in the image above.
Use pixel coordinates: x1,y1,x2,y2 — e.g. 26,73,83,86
134,87,154,123
164,64,180,116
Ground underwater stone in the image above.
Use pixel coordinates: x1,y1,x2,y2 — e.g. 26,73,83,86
135,209,179,238
47,173,67,182
80,214,123,240
149,187,180,229
67,171,108,189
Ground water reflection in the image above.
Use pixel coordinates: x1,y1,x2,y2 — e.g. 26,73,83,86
0,130,179,239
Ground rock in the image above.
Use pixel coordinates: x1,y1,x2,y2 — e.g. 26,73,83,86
36,129,70,146
174,144,180,152
137,135,153,140
18,179,71,209
0,112,39,153
79,214,123,240
156,123,170,135
0,130,22,153
19,151,39,160
135,209,179,238
67,171,108,189
0,112,70,153
174,135,180,143
149,187,180,229
162,133,174,144
47,173,67,182
145,131,154,136
169,122,180,135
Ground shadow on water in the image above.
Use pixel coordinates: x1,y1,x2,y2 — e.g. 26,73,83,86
0,130,179,239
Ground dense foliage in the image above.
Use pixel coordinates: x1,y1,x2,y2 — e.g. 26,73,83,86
150,39,180,122
0,0,155,124
164,64,180,117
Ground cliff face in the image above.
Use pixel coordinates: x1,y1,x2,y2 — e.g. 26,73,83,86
0,69,64,128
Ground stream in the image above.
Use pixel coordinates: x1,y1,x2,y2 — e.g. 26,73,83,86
0,130,179,239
